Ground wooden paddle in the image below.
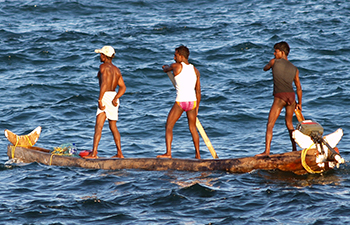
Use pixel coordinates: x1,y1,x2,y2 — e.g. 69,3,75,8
167,71,219,159
294,108,305,122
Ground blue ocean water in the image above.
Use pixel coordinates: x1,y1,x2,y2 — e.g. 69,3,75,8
1,0,350,224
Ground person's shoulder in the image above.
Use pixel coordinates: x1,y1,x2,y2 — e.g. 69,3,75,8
276,58,291,66
99,63,106,72
110,63,121,74
172,62,182,67
284,59,297,67
268,58,276,67
100,62,110,68
193,65,200,75
172,62,183,71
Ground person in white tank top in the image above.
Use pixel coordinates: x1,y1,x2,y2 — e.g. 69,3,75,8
175,62,197,102
157,45,201,159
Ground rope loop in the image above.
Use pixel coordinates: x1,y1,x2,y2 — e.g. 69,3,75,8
301,144,324,174
49,147,67,166
11,136,20,159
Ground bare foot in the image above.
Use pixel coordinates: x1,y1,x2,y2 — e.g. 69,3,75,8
157,154,172,158
83,155,99,159
255,152,269,157
83,150,98,159
111,154,124,158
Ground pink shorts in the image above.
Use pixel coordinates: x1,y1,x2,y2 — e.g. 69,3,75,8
177,101,197,112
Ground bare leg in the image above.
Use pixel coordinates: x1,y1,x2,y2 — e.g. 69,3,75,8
285,102,297,151
157,103,183,158
85,113,106,158
256,97,285,157
186,109,200,159
109,120,124,158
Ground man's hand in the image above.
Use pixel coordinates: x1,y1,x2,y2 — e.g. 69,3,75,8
98,100,105,110
263,59,275,71
162,65,170,72
112,98,119,107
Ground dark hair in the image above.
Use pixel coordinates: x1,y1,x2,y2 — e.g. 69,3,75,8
106,54,115,60
175,45,190,59
274,41,290,56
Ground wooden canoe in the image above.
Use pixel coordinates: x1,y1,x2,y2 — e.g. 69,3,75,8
6,145,340,175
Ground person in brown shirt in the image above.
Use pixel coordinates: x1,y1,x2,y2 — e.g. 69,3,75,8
256,42,302,157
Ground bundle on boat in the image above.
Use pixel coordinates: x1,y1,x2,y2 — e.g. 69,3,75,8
4,125,345,175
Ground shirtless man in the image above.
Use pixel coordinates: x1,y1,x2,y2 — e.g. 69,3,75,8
256,41,302,157
85,46,126,159
157,45,201,159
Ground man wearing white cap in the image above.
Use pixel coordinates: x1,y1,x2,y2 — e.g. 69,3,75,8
85,46,126,158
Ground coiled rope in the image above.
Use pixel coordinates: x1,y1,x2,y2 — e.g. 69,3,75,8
301,144,324,174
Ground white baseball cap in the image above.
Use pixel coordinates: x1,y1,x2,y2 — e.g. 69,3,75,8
94,46,115,57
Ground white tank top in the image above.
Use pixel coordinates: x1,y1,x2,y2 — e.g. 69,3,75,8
174,62,197,102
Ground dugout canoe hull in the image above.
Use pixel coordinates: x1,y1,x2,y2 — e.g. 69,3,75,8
7,145,338,175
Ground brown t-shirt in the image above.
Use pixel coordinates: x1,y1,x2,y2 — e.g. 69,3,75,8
272,59,297,95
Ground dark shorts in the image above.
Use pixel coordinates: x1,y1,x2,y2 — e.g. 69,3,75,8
274,92,295,105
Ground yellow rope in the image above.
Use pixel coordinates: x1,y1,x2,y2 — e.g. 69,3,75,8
11,136,20,159
301,144,324,174
11,135,34,159
49,154,55,166
25,135,33,146
49,147,68,166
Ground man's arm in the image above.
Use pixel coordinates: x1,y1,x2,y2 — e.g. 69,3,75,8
111,75,126,106
162,63,182,76
294,69,302,110
98,65,108,110
263,59,275,71
109,66,126,106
